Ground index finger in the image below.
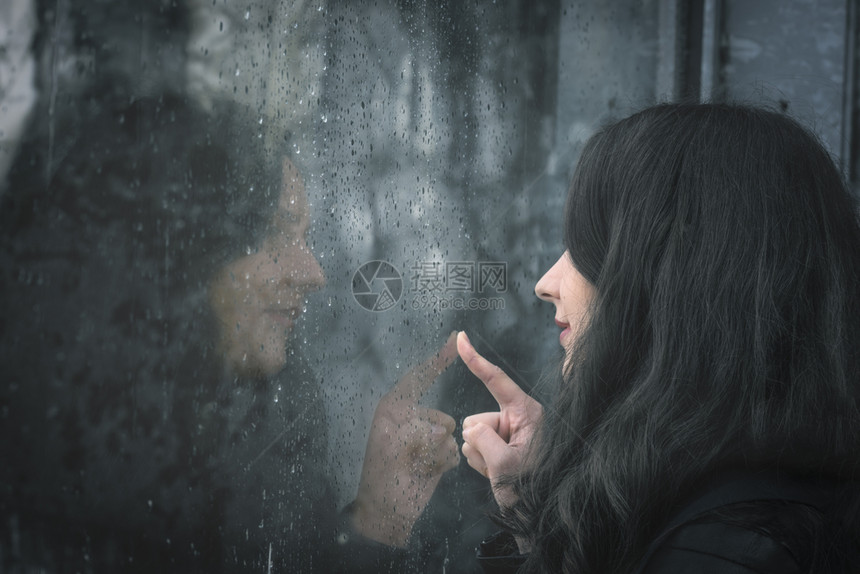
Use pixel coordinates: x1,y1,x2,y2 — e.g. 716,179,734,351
457,331,525,407
389,331,459,402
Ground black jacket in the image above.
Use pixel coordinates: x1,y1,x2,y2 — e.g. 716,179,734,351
477,471,859,573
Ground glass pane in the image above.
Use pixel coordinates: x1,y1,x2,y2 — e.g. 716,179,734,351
0,0,660,571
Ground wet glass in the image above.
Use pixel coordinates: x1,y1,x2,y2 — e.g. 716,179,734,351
0,1,663,571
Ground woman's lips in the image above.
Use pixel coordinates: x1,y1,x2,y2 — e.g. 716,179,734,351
559,327,571,345
555,318,571,346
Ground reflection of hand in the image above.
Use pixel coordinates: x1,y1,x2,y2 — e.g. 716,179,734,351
351,332,460,547
458,331,543,511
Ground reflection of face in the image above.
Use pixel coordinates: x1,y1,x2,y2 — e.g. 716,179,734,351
534,251,595,365
209,158,325,378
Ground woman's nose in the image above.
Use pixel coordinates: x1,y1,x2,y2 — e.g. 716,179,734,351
534,253,565,303
292,241,326,291
265,241,326,291
300,248,326,291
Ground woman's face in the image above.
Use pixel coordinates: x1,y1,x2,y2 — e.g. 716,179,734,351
535,251,595,362
208,158,325,378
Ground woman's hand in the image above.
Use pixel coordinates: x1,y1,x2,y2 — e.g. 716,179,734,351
458,331,543,511
351,332,460,547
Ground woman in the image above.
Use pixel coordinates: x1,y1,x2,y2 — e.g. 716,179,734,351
459,103,860,573
0,94,458,572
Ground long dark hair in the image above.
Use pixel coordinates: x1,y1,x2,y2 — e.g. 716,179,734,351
507,103,860,572
0,95,331,571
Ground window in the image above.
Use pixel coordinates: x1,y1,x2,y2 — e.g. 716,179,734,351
1,1,855,571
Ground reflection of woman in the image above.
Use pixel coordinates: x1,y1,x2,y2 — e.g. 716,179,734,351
459,104,860,573
0,95,457,572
